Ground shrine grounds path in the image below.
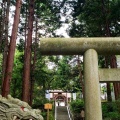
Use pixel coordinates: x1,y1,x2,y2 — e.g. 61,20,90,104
56,106,70,120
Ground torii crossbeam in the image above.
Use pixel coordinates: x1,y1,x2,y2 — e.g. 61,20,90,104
40,37,120,55
40,37,120,120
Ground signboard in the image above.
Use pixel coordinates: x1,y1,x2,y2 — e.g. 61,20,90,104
44,103,52,110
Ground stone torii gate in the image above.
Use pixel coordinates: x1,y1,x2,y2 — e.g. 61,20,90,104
40,37,120,120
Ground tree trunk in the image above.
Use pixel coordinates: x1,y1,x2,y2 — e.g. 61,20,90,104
102,0,120,100
101,0,114,101
22,0,34,103
29,19,38,106
0,2,4,52
110,55,120,99
0,1,5,92
2,0,22,97
77,55,84,99
0,1,6,51
2,0,10,91
105,56,112,102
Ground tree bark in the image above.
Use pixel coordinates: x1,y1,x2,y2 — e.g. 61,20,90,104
29,19,38,105
77,55,84,99
102,0,120,100
110,55,120,99
2,0,10,91
0,2,4,52
22,0,34,103
105,56,112,102
0,1,5,93
0,1,5,46
2,0,22,97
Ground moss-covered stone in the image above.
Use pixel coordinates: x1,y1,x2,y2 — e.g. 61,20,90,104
40,37,120,55
0,95,44,120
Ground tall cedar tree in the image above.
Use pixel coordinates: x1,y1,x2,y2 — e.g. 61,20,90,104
29,19,38,105
101,0,120,100
22,0,34,103
101,0,112,101
110,55,120,99
2,0,10,87
2,0,22,97
77,55,84,99
0,1,4,52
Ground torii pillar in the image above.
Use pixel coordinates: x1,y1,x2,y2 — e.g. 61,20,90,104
84,49,102,120
40,37,120,120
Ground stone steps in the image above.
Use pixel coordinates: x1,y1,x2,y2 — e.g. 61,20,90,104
56,106,70,120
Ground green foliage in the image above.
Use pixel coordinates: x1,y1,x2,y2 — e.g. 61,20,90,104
48,55,83,93
116,98,120,113
35,0,61,36
32,97,49,109
41,110,54,120
70,99,84,113
33,99,55,120
10,50,24,98
49,111,55,120
98,56,105,68
70,100,120,119
69,0,120,37
102,102,120,119
56,56,71,89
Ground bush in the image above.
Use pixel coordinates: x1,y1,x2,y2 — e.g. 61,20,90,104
70,99,84,120
116,98,120,113
32,99,55,120
70,99,120,120
102,102,120,120
70,99,84,113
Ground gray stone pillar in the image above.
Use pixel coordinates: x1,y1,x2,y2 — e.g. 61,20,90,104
84,49,102,120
